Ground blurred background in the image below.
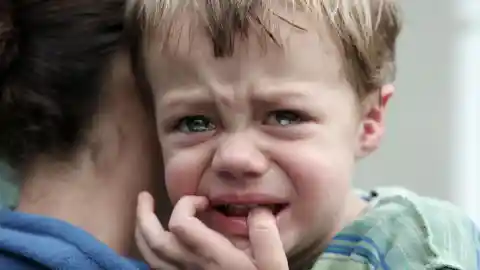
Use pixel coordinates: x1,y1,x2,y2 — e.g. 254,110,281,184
355,0,480,225
1,1,479,223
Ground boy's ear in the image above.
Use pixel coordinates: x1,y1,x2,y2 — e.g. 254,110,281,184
356,84,394,158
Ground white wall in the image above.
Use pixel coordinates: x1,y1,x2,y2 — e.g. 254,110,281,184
451,0,480,225
355,0,480,224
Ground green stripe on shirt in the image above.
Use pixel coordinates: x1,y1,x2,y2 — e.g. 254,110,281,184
311,187,479,270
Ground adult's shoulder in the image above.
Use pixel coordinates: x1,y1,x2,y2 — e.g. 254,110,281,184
0,210,146,270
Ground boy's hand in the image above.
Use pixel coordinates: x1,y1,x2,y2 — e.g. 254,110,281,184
135,192,289,270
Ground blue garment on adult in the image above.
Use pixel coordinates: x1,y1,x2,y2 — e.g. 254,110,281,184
0,210,148,270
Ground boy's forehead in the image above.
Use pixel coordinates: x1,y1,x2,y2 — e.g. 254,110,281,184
143,4,346,87
132,0,401,98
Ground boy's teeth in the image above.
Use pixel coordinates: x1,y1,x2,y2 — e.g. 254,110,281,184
223,204,263,216
215,203,287,217
220,204,283,217
227,204,258,211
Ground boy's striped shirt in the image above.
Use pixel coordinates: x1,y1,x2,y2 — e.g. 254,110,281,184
313,188,480,270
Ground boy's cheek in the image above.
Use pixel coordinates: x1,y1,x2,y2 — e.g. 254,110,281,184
163,149,207,203
164,166,199,204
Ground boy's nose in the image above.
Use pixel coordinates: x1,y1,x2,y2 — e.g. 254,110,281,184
211,132,269,182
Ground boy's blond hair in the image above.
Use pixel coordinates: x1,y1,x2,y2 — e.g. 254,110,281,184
127,0,401,98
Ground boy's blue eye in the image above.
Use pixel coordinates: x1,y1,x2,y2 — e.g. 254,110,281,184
176,116,216,133
265,110,303,126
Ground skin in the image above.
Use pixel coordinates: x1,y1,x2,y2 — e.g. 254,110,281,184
136,192,289,269
16,52,164,256
137,6,393,269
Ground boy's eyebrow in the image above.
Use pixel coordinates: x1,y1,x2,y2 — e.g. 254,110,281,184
159,88,213,108
159,82,319,108
251,81,322,102
252,89,308,101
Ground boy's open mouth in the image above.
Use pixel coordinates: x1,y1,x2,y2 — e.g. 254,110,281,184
206,197,290,235
213,203,289,217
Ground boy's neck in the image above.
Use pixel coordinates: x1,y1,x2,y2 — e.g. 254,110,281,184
345,190,369,222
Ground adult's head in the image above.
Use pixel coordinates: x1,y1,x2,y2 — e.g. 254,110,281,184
0,0,163,255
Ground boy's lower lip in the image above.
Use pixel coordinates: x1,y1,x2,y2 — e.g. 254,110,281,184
204,206,288,237
209,210,249,236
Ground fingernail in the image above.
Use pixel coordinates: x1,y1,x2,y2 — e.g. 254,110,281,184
192,195,209,209
138,192,148,203
138,192,154,211
248,207,275,223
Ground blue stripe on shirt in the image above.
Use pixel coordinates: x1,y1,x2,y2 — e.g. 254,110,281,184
324,244,380,268
332,234,389,270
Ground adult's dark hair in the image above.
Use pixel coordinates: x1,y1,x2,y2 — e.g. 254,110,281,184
0,0,126,169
